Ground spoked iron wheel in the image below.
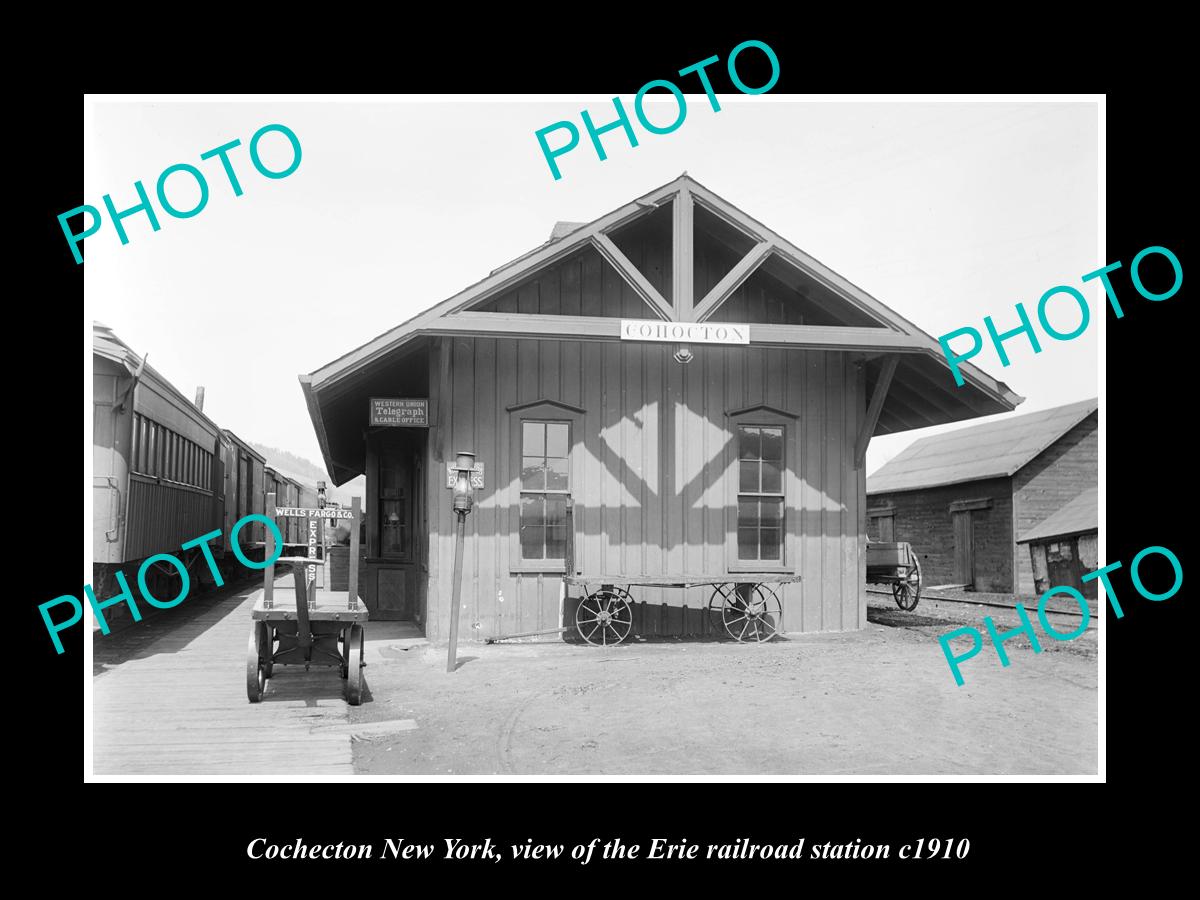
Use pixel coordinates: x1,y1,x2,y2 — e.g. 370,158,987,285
246,622,270,703
893,553,923,611
714,583,782,642
345,624,365,706
575,589,633,646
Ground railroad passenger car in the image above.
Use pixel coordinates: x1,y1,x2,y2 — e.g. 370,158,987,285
278,474,301,544
93,323,224,611
299,175,1022,640
221,430,266,561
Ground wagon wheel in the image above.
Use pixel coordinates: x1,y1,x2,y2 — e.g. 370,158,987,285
719,583,782,643
246,622,269,703
575,589,633,646
345,623,365,706
893,551,923,611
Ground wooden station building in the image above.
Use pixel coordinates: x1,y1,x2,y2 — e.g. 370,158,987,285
300,175,1021,641
867,398,1097,596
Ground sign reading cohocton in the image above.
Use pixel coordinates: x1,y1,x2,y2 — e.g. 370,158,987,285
619,319,751,344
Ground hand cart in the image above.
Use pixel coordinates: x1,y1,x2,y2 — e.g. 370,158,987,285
566,573,802,645
485,499,800,646
865,540,923,611
246,494,367,704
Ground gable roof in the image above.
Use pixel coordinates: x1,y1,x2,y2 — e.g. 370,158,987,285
1017,487,1098,543
867,398,1098,494
300,175,1024,485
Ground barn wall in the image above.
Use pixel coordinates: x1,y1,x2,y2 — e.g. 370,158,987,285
1011,413,1098,595
423,334,866,642
869,476,1014,592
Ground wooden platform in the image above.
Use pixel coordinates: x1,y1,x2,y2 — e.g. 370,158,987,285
566,574,802,588
93,578,358,776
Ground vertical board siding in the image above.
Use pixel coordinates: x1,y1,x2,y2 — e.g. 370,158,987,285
125,479,219,562
425,332,865,641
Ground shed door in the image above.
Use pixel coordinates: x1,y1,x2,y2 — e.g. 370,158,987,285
952,510,975,587
1046,540,1082,592
877,515,894,542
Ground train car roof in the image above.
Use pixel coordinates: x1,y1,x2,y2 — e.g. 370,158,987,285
93,321,223,436
221,428,267,462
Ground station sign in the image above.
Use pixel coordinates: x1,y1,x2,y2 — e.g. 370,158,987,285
619,319,750,344
370,397,429,427
276,507,356,520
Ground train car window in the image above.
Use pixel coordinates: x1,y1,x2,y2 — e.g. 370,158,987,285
138,416,148,474
131,415,142,473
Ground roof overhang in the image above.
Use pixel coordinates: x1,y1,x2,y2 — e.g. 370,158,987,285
301,175,1022,484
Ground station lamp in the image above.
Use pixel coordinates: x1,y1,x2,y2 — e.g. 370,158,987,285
447,450,476,673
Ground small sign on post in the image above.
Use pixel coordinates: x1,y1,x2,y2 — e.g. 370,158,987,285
370,398,429,427
445,462,484,489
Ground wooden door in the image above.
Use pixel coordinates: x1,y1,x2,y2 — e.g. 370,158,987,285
953,510,975,587
878,515,894,542
371,448,417,620
1046,539,1082,591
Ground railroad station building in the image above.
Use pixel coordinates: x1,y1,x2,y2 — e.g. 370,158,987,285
300,175,1021,641
866,398,1097,595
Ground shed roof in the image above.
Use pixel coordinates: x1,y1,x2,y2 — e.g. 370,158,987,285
867,398,1097,494
1018,487,1098,543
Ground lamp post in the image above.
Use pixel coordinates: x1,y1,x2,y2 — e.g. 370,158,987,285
447,450,475,673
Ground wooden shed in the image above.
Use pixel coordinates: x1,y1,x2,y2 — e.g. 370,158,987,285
300,175,1020,641
1017,487,1098,599
866,398,1097,595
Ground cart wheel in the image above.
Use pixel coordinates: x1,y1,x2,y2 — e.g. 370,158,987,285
246,623,269,703
575,589,633,646
718,583,782,642
262,624,274,678
345,623,365,706
894,551,923,611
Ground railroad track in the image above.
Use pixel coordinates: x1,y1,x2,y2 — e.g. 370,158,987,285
867,588,1098,628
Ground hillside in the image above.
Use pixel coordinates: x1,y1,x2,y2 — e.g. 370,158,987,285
249,441,365,507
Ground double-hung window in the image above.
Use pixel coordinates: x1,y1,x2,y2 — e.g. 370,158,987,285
519,421,570,561
737,424,785,562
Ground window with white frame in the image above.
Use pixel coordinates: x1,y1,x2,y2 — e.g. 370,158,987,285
519,421,571,561
736,424,785,562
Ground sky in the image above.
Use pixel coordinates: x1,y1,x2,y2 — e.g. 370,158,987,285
84,97,1099,479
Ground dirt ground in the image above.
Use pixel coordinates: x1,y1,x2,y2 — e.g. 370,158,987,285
350,592,1099,776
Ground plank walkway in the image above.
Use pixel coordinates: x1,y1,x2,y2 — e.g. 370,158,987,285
93,577,355,776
